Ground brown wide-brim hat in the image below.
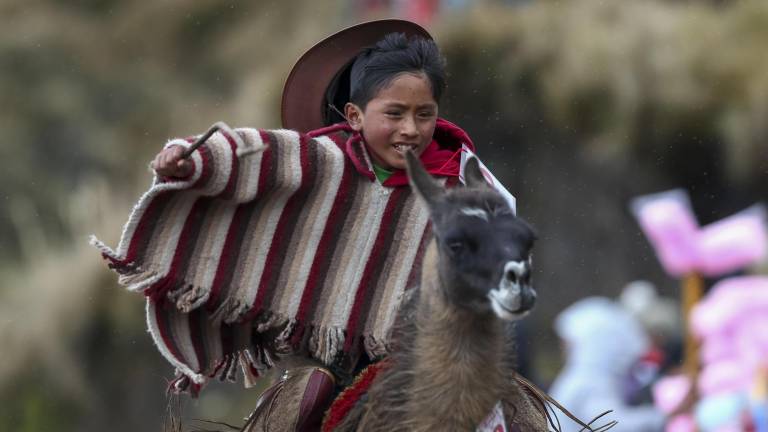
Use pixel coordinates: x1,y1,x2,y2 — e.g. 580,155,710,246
281,19,432,133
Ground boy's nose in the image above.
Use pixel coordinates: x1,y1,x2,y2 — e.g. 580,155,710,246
400,116,418,137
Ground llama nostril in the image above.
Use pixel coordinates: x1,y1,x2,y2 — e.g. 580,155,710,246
503,260,527,284
505,269,518,283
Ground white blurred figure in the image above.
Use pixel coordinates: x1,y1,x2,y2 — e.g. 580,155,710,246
620,281,683,403
549,297,666,432
619,280,680,357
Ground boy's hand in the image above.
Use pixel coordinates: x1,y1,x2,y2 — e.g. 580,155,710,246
151,145,193,178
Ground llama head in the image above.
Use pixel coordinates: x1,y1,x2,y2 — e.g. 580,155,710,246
406,151,537,321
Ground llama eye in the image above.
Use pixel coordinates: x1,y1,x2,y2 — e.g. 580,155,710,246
447,240,465,255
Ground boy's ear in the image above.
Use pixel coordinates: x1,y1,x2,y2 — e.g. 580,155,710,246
345,102,363,131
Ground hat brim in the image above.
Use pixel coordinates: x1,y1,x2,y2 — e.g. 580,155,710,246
281,19,432,133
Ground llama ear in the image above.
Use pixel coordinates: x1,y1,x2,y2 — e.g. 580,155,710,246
405,150,443,209
464,156,489,189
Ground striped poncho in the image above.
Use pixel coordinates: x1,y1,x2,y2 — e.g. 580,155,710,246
92,118,475,393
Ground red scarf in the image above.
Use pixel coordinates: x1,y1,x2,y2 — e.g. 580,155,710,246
307,118,475,187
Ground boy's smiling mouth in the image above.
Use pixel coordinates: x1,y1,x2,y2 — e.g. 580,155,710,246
392,143,418,154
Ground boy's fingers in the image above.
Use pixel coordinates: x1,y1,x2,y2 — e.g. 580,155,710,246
176,160,192,176
166,152,179,169
154,151,172,174
167,146,186,165
166,146,181,163
151,145,190,177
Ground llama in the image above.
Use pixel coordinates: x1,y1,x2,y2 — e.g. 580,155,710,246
330,153,549,432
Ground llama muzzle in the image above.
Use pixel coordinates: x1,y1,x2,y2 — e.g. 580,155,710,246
488,259,536,321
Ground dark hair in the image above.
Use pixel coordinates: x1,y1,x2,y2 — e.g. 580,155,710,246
324,33,446,125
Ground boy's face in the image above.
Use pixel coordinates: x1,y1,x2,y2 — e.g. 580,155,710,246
346,72,438,170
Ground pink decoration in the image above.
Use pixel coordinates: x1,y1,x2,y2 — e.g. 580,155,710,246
632,190,767,278
697,205,767,277
735,315,768,365
691,277,768,338
633,192,768,425
631,190,700,277
699,360,752,396
699,332,737,365
691,276,768,398
666,414,696,432
653,374,692,414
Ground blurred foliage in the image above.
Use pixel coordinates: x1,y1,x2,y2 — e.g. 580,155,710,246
1,1,344,430
0,0,347,263
1,0,766,430
439,0,768,185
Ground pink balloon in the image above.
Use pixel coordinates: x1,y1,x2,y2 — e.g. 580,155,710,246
653,374,692,414
734,316,768,365
698,360,753,396
697,205,767,277
691,276,768,338
700,332,736,365
692,277,768,397
666,414,696,432
631,190,766,277
631,190,700,277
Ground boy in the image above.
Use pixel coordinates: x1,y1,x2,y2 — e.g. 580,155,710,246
96,19,499,430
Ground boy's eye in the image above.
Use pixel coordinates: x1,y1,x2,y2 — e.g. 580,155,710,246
418,111,435,118
385,111,402,117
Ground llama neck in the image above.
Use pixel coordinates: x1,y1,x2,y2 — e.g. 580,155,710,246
407,245,508,430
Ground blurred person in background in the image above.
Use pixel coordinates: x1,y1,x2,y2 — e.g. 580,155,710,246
619,280,683,405
549,296,666,432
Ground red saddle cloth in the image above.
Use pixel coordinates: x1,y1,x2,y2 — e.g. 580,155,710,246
322,360,390,432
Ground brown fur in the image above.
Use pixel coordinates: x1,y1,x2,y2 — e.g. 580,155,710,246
334,244,547,432
332,155,548,432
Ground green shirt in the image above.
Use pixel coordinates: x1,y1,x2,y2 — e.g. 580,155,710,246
372,163,393,184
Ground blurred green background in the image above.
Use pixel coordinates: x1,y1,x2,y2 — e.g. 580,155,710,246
1,0,766,430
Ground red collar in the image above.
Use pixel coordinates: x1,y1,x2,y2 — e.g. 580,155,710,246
308,118,475,187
